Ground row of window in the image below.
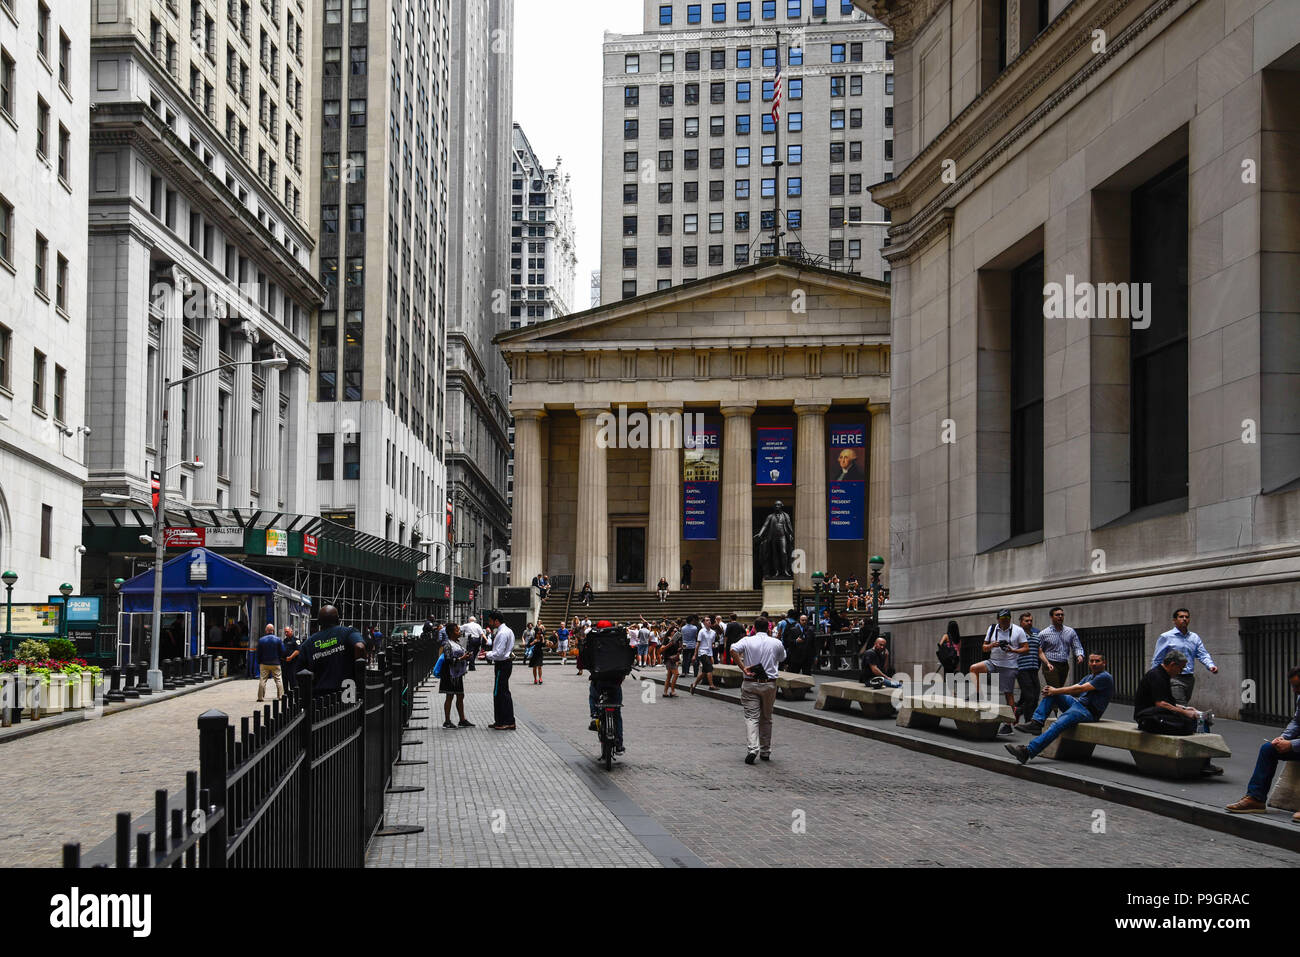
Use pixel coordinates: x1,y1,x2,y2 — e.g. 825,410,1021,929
624,237,866,269
0,323,68,424
658,1,856,25
316,433,361,480
624,72,871,107
623,107,876,139
621,173,869,204
624,141,868,174
0,197,71,313
623,204,876,238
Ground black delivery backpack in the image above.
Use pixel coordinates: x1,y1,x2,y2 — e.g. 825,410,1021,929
585,626,635,680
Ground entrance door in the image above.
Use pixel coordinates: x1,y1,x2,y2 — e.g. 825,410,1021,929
615,527,646,584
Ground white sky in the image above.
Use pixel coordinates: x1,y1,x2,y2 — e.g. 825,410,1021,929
513,0,644,310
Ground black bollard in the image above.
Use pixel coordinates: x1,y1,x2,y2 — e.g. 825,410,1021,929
106,666,127,703
121,664,141,699
134,662,153,695
162,659,179,691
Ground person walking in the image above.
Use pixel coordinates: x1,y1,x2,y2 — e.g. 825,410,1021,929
461,615,485,671
439,622,474,729
555,620,571,665
730,619,787,764
723,614,745,666
1151,608,1218,707
1038,607,1084,689
690,615,719,693
256,624,285,701
680,616,700,678
298,606,367,693
485,610,517,730
1014,612,1041,724
660,625,683,697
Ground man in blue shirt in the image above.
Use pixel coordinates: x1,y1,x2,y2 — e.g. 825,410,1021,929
256,624,284,701
1005,653,1114,764
1151,608,1218,707
1227,667,1300,819
679,616,700,678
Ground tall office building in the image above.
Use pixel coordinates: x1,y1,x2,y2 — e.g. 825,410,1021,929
308,0,453,548
600,0,893,303
83,2,321,519
0,0,90,600
509,121,577,328
443,0,513,602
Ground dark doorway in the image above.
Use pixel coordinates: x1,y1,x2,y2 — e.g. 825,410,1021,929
615,527,646,584
752,505,793,590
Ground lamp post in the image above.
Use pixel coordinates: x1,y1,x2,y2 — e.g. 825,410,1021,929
2,570,16,643
118,352,288,690
868,555,885,634
58,582,73,640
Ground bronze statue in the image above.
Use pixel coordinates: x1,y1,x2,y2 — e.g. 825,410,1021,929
754,501,795,579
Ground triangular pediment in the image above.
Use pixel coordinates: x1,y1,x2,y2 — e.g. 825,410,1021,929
495,258,890,349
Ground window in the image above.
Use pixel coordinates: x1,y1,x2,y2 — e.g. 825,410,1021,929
787,0,801,15
344,257,363,286
685,83,699,104
829,239,844,259
351,0,368,23
849,239,861,258
37,3,49,61
829,174,844,195
830,207,845,228
850,42,863,62
622,280,637,300
709,245,723,265
762,0,776,18
659,4,672,24
658,150,673,171
317,434,335,480
0,49,13,117
850,140,862,161
55,254,67,311
623,247,637,268
658,246,672,267
788,144,802,164
688,4,701,22
625,150,639,172
58,31,70,88
625,54,640,74
709,212,723,232
659,117,673,138
761,145,776,165
762,79,775,102
323,99,340,128
813,0,826,12
830,142,845,163
885,106,893,127
762,47,777,68
830,109,845,129
322,204,339,234
761,178,775,197
661,52,675,72
789,46,803,65
761,210,776,230
1010,253,1045,535
348,98,366,126
885,74,894,94
351,46,367,75
710,115,724,136
624,118,639,139
34,234,48,296
660,84,674,106
737,48,751,69
711,49,726,70
659,182,673,203
685,51,700,71
53,365,65,422
850,74,863,95
1130,159,1190,510
850,108,862,128
625,85,640,107
788,112,802,132
623,183,638,203
36,97,49,158
734,146,750,167
710,81,725,104
737,1,751,19
40,505,52,559
323,152,340,181
57,125,69,182
658,214,672,235
735,179,750,198
0,322,9,390
787,177,802,196
684,181,699,202
32,349,45,411
684,117,699,137
684,149,699,169
831,75,845,97
736,210,750,230
710,149,725,170
787,209,801,229
737,80,751,102
347,205,365,233
789,77,802,99
683,246,698,266
714,2,727,20
831,43,846,62
736,114,750,135
849,173,862,192
684,213,698,233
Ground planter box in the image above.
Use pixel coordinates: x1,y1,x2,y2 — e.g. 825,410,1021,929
44,675,66,714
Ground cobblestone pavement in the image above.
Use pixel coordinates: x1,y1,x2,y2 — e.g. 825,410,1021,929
366,672,663,868
0,678,298,867
496,664,1297,867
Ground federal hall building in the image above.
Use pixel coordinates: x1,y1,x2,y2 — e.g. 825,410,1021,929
497,259,891,595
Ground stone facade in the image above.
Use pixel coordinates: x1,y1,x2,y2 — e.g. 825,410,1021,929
498,258,891,593
861,0,1300,719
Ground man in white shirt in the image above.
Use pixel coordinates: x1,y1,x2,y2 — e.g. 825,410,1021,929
730,619,787,764
690,616,720,694
485,610,516,730
969,610,1027,735
460,615,485,671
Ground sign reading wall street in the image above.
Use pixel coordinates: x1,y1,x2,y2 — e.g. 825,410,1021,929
265,529,288,556
205,527,244,548
756,427,794,486
828,424,866,540
683,424,720,541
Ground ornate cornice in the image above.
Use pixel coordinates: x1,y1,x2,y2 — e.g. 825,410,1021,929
854,0,946,45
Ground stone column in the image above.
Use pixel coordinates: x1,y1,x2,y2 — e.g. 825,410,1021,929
258,353,281,506
647,401,682,592
574,403,609,591
719,401,756,591
868,400,891,586
794,401,829,590
510,407,547,587
192,311,219,504
159,269,185,476
229,325,254,508
282,359,310,514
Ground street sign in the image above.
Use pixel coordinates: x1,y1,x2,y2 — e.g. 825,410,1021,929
7,604,60,635
164,527,205,548
303,533,318,556
150,471,161,513
205,527,244,548
47,596,101,624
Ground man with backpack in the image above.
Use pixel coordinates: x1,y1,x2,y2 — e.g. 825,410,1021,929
968,610,1027,735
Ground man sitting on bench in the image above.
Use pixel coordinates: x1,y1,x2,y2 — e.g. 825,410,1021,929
1004,653,1114,764
1226,667,1300,818
1134,650,1198,734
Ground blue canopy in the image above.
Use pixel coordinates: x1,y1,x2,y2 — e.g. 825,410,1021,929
120,548,308,604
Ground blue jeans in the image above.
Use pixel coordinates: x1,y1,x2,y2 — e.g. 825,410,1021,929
1027,694,1097,757
1246,741,1300,801
589,681,623,748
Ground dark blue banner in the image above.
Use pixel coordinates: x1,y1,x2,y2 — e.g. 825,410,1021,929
828,424,866,540
683,425,720,540
756,427,793,485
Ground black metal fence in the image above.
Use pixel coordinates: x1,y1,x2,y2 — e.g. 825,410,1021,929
1076,624,1146,705
61,636,435,868
1240,614,1300,726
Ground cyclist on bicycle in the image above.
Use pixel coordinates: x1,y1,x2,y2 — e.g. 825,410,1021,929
579,620,627,755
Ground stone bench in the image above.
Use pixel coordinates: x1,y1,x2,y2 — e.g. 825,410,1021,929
1268,759,1300,812
704,664,813,698
815,680,898,718
896,695,1014,740
1039,717,1231,779
710,664,745,688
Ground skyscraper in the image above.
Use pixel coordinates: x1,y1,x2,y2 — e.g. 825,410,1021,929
509,122,577,328
600,0,894,303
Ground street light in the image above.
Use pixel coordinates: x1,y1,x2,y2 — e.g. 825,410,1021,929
58,582,73,640
138,351,288,690
2,570,17,642
868,555,885,634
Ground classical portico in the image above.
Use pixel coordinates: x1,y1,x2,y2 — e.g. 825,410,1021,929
498,259,891,592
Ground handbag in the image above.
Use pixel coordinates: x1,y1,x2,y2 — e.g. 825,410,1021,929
433,653,445,677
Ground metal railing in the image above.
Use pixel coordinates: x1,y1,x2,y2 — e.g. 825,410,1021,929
1240,614,1300,726
61,636,434,868
1075,624,1146,705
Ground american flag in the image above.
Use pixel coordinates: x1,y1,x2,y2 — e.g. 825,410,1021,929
771,62,782,123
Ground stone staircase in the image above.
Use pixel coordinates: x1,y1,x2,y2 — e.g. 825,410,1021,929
537,588,767,632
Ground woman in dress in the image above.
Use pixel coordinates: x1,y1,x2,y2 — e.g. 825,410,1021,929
439,622,473,729
660,624,683,696
937,620,962,676
527,624,550,684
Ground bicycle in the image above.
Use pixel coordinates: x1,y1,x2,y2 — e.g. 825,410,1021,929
595,685,619,771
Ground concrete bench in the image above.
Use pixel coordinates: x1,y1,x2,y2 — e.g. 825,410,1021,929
1039,717,1231,779
896,695,1014,740
816,680,897,718
705,664,812,698
709,664,745,688
1268,759,1300,812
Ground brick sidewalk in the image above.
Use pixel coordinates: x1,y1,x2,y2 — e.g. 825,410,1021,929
0,678,299,867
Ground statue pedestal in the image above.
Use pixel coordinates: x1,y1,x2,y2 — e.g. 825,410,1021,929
761,579,794,618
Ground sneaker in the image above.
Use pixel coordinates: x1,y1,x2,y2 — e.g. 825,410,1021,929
1200,763,1224,777
442,720,455,729
1292,811,1300,825
588,719,598,731
614,746,625,755
745,752,757,765
1225,796,1267,813
1015,721,1043,734
997,723,1014,735
760,754,771,762
458,720,475,728
1004,744,1030,765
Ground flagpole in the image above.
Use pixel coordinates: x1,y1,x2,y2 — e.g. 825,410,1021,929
772,28,782,258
